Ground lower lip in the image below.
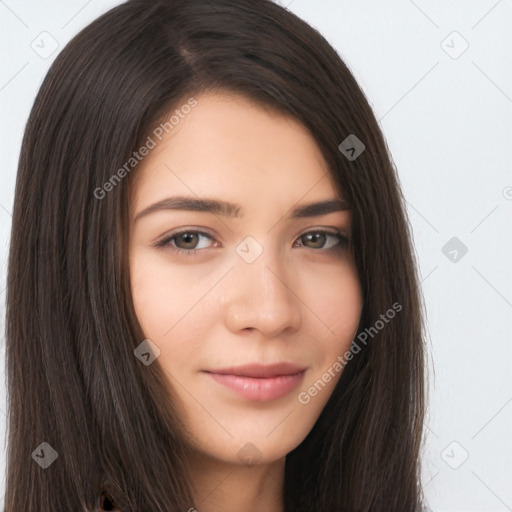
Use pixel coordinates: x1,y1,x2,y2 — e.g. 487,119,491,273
204,371,306,401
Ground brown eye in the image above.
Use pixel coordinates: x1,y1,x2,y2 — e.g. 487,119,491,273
297,230,348,251
154,230,216,254
174,232,201,249
301,232,327,249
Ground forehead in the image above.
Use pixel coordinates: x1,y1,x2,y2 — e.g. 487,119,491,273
129,91,342,213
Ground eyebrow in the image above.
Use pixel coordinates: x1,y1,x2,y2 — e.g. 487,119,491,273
134,195,350,222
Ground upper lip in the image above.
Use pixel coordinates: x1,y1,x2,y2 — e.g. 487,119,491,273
203,363,307,378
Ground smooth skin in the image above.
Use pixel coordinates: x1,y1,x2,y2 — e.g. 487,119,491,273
129,91,363,512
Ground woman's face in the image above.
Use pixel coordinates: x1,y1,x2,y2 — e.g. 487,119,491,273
129,91,362,466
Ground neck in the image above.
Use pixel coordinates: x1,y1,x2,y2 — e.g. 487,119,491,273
186,450,285,512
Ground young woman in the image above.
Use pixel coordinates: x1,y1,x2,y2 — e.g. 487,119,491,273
4,0,428,510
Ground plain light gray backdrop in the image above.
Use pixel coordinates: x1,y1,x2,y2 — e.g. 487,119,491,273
1,1,511,510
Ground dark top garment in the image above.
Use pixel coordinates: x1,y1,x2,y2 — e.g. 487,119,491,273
96,491,120,511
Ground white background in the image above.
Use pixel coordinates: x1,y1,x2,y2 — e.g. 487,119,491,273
1,1,511,510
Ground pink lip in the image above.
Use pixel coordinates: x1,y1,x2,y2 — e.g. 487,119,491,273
202,363,307,401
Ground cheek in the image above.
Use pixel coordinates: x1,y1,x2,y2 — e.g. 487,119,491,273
296,269,362,413
130,252,167,336
129,250,215,370
129,250,195,352
290,262,362,406
305,263,363,352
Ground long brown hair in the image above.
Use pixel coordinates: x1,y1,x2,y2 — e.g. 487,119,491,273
5,0,428,510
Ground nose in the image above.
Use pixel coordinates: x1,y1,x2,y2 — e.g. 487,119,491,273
223,247,302,338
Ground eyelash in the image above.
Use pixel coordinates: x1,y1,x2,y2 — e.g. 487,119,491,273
154,229,349,257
